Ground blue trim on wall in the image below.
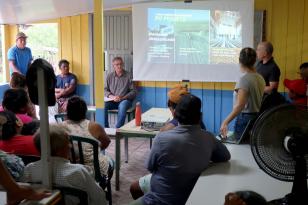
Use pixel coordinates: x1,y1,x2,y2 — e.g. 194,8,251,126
76,84,91,105
95,108,105,127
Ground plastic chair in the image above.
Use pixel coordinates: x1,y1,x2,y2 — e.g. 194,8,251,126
69,135,112,205
53,185,88,205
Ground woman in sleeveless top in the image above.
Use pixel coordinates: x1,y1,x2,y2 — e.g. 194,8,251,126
62,96,112,176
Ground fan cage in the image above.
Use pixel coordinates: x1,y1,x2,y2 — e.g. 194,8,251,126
250,104,308,182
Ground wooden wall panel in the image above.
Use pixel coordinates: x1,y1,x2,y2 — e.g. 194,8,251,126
301,1,308,62
285,0,305,80
71,16,82,79
58,14,90,85
3,25,18,81
59,18,72,63
270,0,288,91
81,14,90,84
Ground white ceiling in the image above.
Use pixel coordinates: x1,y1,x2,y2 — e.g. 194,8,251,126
0,0,158,24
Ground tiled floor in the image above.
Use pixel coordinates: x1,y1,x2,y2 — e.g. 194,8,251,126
105,138,151,205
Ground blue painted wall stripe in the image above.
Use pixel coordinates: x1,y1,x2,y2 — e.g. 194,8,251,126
95,108,105,127
0,83,289,135
137,86,235,134
76,84,91,105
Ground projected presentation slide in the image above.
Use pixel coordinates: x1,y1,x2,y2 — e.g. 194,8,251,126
210,10,242,64
147,8,242,65
148,8,210,64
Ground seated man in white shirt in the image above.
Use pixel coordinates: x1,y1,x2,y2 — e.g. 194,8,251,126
20,124,107,205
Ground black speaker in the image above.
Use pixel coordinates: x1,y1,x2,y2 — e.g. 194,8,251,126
26,58,56,106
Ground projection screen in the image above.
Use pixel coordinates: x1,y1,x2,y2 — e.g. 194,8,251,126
132,0,254,82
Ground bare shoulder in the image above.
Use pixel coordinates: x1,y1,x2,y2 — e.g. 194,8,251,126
88,121,106,136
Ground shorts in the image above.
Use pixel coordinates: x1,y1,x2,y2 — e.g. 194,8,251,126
138,174,152,194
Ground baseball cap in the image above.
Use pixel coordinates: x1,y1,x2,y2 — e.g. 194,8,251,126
168,84,190,104
16,32,28,40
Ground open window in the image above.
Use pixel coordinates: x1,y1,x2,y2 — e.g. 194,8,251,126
19,23,59,71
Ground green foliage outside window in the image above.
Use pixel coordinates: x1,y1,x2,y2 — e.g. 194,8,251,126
20,23,59,69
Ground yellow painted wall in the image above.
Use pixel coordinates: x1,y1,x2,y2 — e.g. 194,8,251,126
3,25,18,81
256,0,308,92
93,0,104,108
58,14,90,84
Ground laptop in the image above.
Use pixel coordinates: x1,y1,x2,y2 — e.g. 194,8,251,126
216,132,242,144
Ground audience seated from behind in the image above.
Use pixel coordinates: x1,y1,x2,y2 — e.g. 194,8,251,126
0,158,50,205
104,56,137,128
20,124,107,205
0,111,39,156
224,191,267,205
220,47,265,141
1,88,33,124
10,72,37,119
129,94,231,205
160,84,206,132
55,59,77,113
283,62,308,106
62,96,113,177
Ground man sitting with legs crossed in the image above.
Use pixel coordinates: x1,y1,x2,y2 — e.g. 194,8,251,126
104,56,137,128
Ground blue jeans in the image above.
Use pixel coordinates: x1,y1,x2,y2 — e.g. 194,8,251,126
234,112,257,140
104,100,133,128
